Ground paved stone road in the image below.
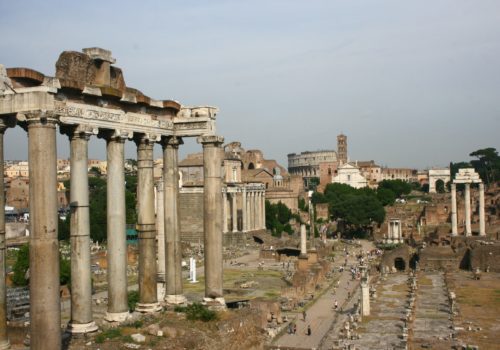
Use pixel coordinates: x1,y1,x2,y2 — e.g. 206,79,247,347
272,240,373,350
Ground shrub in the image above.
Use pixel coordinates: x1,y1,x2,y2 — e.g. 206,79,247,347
128,290,140,312
174,303,217,322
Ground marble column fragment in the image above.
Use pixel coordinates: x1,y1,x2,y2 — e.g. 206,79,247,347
300,224,307,256
198,135,225,301
105,131,129,322
26,113,61,349
135,136,161,312
66,126,98,333
261,191,266,230
450,183,458,236
464,183,471,236
0,118,13,350
479,183,486,236
162,136,186,304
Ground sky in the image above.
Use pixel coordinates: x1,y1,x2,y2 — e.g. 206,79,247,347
1,0,499,169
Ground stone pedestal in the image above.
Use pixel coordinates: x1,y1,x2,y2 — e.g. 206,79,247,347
163,137,185,304
135,136,161,313
105,132,129,322
297,256,309,271
26,114,61,349
300,224,307,256
66,127,98,333
464,183,471,236
199,135,225,302
451,183,458,236
307,250,318,264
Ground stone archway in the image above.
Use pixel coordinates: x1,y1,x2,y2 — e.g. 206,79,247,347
394,257,406,271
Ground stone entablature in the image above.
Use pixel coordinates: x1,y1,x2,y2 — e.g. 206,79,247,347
0,48,226,348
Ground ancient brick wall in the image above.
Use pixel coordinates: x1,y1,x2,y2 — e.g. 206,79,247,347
179,191,204,243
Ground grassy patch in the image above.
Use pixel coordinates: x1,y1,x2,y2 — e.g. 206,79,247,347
95,328,122,343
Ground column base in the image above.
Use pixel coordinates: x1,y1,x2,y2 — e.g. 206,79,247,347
104,311,130,323
66,321,98,334
157,282,166,301
135,302,162,313
164,294,187,305
0,339,10,350
202,297,226,310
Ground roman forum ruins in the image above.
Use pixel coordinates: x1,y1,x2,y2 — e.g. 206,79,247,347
450,168,485,236
0,48,226,349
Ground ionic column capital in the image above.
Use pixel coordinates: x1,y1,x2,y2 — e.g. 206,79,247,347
18,111,58,129
61,124,98,141
134,133,160,147
197,135,224,147
161,135,183,149
101,129,132,143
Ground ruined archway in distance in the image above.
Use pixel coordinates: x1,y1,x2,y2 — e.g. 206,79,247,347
394,257,406,271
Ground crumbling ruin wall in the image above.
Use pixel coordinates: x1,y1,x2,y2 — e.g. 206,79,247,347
380,245,412,272
469,245,500,272
419,246,460,271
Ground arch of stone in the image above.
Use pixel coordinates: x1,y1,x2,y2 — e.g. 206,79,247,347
0,48,225,350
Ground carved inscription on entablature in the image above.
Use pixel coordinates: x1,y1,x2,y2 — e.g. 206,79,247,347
54,101,174,129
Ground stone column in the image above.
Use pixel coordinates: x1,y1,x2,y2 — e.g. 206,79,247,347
162,136,186,304
360,265,370,316
135,136,161,312
479,183,486,236
66,126,98,334
451,183,458,236
222,191,228,233
250,192,255,231
0,118,12,350
465,183,472,236
232,193,238,232
242,187,247,232
300,224,307,256
261,190,266,230
26,113,61,349
256,192,261,230
155,180,165,282
198,135,225,303
105,131,129,322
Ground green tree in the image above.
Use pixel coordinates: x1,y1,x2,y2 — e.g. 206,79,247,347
265,200,293,236
377,187,396,206
469,148,500,185
377,179,411,198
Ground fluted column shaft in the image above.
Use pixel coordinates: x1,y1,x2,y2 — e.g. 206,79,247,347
105,133,128,321
67,128,97,333
135,137,159,311
27,114,60,349
232,193,238,232
163,137,184,302
479,183,486,236
155,181,165,282
0,121,11,350
451,183,458,236
465,183,471,236
199,135,224,299
242,188,247,232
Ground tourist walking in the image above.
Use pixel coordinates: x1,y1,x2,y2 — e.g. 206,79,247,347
303,310,307,321
307,325,312,336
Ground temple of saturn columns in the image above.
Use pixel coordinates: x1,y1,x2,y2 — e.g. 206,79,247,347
450,168,486,236
0,48,226,350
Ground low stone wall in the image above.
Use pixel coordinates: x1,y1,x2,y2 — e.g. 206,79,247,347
469,245,500,272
